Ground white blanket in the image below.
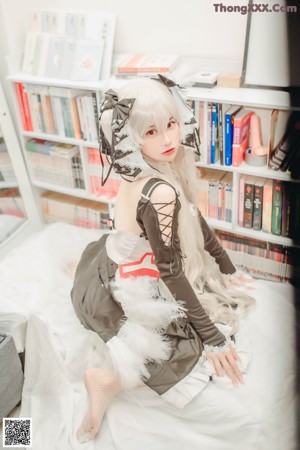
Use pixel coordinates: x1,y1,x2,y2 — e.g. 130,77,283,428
0,223,298,450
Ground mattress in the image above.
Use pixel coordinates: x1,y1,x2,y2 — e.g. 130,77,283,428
0,222,298,450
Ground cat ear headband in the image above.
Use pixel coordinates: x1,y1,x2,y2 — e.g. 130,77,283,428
99,74,201,185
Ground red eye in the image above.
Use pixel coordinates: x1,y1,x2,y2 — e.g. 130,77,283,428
168,120,176,129
146,129,157,136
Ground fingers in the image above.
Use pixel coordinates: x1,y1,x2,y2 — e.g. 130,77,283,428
206,348,244,386
224,273,256,290
207,354,224,377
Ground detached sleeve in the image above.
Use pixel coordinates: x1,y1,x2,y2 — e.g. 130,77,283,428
198,211,236,275
137,184,225,346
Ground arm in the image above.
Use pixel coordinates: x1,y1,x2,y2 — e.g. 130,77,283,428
137,181,226,346
198,211,236,275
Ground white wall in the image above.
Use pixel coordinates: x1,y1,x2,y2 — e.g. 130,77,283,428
0,0,249,74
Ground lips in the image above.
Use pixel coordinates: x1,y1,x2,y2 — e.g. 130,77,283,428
163,148,175,155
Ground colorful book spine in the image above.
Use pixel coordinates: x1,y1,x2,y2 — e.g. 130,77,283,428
207,103,212,164
233,110,253,145
243,176,256,229
224,106,241,166
232,135,249,167
281,182,292,237
218,103,224,165
238,175,246,226
15,82,33,131
271,180,283,236
210,103,218,164
262,178,273,233
253,178,264,231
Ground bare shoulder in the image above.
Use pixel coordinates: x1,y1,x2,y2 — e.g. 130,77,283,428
139,177,177,204
126,177,177,203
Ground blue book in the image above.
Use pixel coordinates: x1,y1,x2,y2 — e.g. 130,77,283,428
224,105,242,166
210,103,218,163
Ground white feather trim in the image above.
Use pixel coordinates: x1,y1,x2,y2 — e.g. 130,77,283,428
107,275,185,388
112,276,186,329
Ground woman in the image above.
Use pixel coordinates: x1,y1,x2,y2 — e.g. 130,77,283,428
71,75,255,443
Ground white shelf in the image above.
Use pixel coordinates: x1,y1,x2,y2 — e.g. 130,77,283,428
186,86,292,110
234,225,298,247
196,161,300,183
8,73,295,111
205,218,299,247
7,73,107,91
22,131,99,149
206,218,232,232
32,180,116,204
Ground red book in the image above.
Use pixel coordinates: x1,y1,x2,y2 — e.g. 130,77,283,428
117,54,178,74
233,110,253,145
15,82,33,131
262,178,273,233
232,133,250,167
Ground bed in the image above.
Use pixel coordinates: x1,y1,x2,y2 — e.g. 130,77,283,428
0,222,298,450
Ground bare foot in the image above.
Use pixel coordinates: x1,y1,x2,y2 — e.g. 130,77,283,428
76,368,120,443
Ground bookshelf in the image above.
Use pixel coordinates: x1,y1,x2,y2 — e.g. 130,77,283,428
6,71,300,281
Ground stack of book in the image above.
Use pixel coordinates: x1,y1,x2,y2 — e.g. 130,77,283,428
0,188,25,217
15,83,99,142
25,139,84,189
238,175,300,240
216,230,300,285
86,147,121,199
41,191,109,229
22,10,116,81
0,139,17,183
116,54,179,77
198,103,255,166
197,168,233,222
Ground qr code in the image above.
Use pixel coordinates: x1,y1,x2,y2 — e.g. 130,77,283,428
3,418,32,448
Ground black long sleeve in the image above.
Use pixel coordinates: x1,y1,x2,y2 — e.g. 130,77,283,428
136,180,226,346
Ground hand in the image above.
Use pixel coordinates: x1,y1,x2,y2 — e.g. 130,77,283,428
223,270,255,290
206,346,244,386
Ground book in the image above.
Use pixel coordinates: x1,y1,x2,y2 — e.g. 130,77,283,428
232,134,249,167
224,105,242,166
243,175,256,229
22,32,38,74
60,38,77,79
15,83,33,131
238,175,247,226
210,103,219,164
117,54,179,74
232,109,253,145
223,172,233,222
207,103,212,164
281,182,292,237
271,179,283,236
252,177,264,231
82,12,116,79
44,36,66,78
262,178,273,233
70,38,105,82
218,103,224,165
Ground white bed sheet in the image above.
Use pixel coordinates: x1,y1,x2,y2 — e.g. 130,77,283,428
0,223,298,450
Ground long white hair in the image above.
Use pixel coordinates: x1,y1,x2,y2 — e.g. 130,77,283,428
100,78,255,334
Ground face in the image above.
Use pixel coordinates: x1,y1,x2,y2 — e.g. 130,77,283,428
141,117,180,162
